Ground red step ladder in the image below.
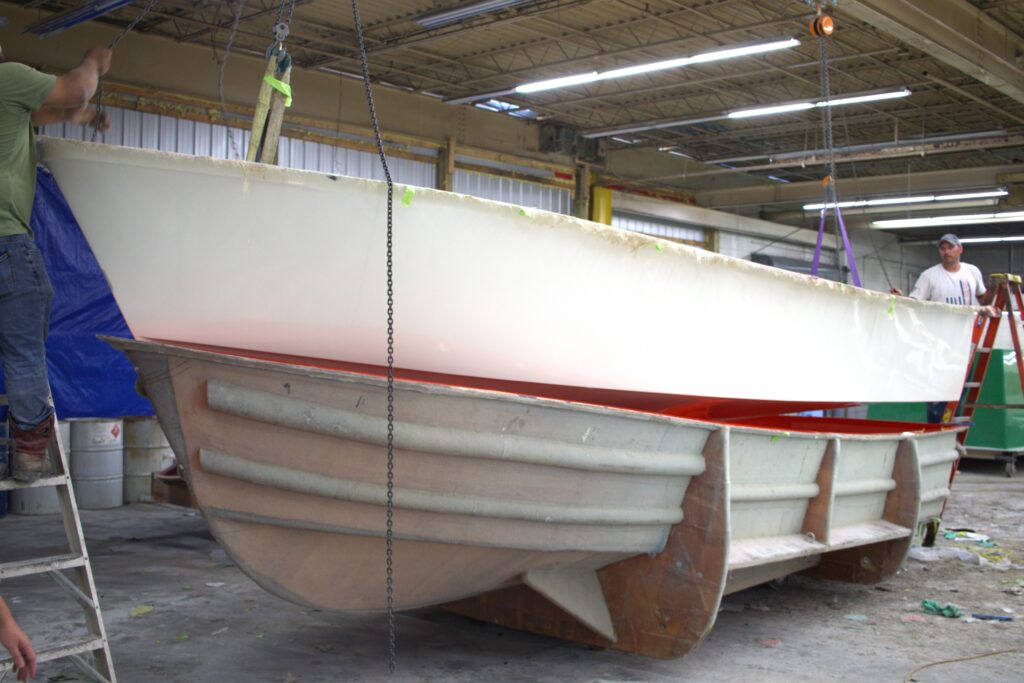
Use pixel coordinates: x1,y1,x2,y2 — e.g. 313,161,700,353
944,273,1024,480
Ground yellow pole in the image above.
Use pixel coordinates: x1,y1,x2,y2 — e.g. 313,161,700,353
591,186,612,225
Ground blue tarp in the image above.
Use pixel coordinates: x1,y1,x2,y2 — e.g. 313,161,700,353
0,166,153,419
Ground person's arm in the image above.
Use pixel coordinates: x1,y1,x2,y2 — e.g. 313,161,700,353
30,105,110,131
977,279,995,306
907,273,929,301
29,47,111,120
0,597,37,682
974,270,998,316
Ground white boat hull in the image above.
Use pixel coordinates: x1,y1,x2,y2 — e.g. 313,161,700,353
113,338,961,658
41,138,976,405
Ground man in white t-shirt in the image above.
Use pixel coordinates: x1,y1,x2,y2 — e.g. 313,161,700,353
892,233,995,422
904,234,993,305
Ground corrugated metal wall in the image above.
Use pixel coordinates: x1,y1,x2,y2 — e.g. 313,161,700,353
717,231,834,263
453,169,572,214
43,108,251,159
611,211,705,243
276,137,435,187
41,105,436,189
42,106,578,205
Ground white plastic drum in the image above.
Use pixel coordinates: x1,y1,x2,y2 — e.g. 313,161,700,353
9,421,69,515
70,419,124,509
123,417,174,503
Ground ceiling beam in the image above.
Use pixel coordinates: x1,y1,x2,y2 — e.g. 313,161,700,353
694,163,1024,209
610,190,839,250
838,0,1024,105
635,133,1024,183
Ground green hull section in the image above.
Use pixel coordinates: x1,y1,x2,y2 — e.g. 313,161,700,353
867,350,1024,452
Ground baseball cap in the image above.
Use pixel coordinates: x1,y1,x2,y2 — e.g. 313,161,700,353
938,233,961,247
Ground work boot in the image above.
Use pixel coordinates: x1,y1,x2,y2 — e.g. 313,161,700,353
11,414,56,481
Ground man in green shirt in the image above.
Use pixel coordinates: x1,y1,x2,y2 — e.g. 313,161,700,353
0,44,112,482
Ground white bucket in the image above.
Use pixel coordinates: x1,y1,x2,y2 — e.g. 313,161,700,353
9,421,70,515
123,417,174,503
70,419,123,510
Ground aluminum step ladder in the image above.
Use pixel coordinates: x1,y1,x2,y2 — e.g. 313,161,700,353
943,274,1024,480
0,397,117,683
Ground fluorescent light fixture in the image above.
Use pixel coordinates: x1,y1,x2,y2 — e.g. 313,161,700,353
688,40,801,64
584,87,911,137
805,189,1008,211
728,102,815,119
939,190,1009,201
416,0,527,30
959,236,1024,244
26,0,134,37
515,37,799,94
611,136,640,144
872,211,1024,229
516,72,601,94
823,89,911,107
730,88,910,120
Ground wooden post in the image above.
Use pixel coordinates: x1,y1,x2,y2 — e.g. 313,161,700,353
573,163,591,219
246,54,279,163
260,64,292,165
436,135,456,191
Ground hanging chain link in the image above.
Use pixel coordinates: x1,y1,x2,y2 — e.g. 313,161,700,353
91,0,160,142
816,14,844,275
109,0,160,51
818,34,837,187
217,0,248,160
270,0,298,49
350,0,397,674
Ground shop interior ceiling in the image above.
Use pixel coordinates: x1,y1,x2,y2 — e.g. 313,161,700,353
12,0,1024,231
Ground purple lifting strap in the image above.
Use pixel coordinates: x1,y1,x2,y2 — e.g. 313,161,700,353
834,205,861,287
810,188,862,287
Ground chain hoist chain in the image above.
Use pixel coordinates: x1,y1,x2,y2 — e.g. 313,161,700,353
91,0,160,142
813,4,844,275
818,35,837,186
270,0,297,48
350,0,397,674
110,0,160,50
819,40,846,274
218,0,248,160
285,0,297,29
272,0,287,26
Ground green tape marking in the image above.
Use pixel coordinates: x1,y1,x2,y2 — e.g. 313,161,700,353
888,296,896,320
401,187,415,206
655,243,664,252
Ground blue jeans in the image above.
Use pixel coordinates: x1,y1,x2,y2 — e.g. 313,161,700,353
0,234,54,431
926,401,947,425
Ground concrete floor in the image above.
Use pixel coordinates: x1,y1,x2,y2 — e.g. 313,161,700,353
1,460,1022,683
